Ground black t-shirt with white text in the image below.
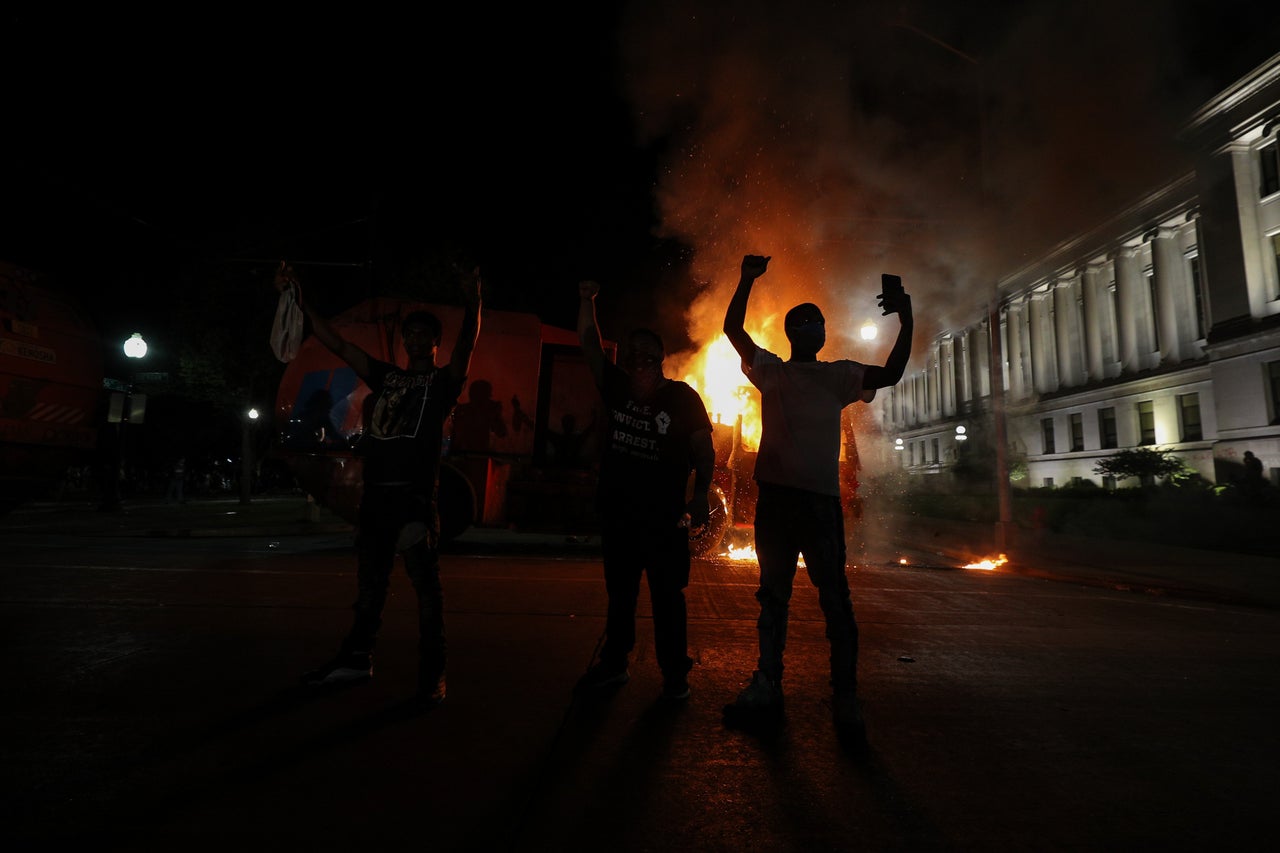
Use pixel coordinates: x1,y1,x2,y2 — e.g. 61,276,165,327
596,361,712,528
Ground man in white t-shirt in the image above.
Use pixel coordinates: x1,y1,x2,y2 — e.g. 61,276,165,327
721,254,913,747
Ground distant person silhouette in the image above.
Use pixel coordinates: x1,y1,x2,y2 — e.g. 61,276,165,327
167,457,186,504
545,410,597,468
451,378,507,454
721,253,913,747
1242,450,1266,499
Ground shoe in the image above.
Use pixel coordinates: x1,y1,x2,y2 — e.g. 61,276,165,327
723,670,784,725
419,671,447,708
662,674,691,700
302,650,372,687
576,660,630,691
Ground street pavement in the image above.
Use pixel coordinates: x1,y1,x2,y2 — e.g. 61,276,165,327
8,493,1278,608
3,494,1279,851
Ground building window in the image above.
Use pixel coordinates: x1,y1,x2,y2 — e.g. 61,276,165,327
1188,252,1206,339
1269,360,1280,424
1103,475,1117,491
1099,407,1118,449
1042,417,1056,454
1146,268,1160,351
932,437,940,463
1043,477,1055,488
1138,400,1156,445
1262,139,1280,198
1178,393,1202,441
1070,413,1084,452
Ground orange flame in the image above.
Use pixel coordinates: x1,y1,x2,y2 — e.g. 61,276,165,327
679,335,763,450
963,554,1008,571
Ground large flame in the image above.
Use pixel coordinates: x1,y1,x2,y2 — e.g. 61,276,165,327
679,335,763,450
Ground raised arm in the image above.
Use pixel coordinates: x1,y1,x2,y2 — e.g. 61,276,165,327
275,262,373,380
577,280,606,387
723,254,769,366
861,285,914,390
446,265,483,385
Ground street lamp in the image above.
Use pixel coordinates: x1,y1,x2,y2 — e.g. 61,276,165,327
860,320,878,341
124,332,147,359
241,405,258,505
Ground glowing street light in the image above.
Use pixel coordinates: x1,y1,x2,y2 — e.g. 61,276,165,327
860,320,878,341
955,424,968,441
894,437,904,451
123,332,147,359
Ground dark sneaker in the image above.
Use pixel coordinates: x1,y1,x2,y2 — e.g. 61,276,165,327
302,651,372,687
419,672,447,708
576,660,630,691
723,670,784,729
662,675,691,700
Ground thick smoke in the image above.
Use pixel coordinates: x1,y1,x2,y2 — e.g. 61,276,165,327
616,0,1266,365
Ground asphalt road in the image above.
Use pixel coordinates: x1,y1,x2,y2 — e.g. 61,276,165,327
3,523,1278,851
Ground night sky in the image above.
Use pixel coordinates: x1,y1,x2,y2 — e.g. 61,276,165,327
4,1,1278,358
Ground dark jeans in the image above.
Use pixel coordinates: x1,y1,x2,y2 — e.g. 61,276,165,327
345,484,445,680
753,481,858,695
599,518,693,680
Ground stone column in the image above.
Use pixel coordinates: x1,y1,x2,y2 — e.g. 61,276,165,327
1193,141,1266,335
1053,276,1083,388
1113,246,1145,373
1031,288,1058,394
1149,225,1190,364
1004,297,1024,400
1081,262,1106,380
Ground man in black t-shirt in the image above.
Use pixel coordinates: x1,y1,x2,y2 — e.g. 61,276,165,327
576,279,715,701
277,262,481,707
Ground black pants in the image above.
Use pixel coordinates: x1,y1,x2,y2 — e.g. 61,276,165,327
599,518,693,680
345,484,445,681
753,481,858,695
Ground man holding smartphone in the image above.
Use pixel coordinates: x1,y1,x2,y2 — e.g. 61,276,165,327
721,254,914,747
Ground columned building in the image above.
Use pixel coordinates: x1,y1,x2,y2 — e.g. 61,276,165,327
880,52,1280,489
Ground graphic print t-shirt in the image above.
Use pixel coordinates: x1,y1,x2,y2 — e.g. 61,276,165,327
596,361,712,527
358,359,464,490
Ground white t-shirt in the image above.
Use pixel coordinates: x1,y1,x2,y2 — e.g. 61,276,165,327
746,348,868,497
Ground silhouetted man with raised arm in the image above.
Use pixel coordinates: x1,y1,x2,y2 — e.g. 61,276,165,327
721,254,913,745
278,261,481,708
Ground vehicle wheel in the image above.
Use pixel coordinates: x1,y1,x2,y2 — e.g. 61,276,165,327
438,462,477,542
689,484,730,557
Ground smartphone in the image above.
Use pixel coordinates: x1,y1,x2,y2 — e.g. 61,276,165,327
881,273,903,297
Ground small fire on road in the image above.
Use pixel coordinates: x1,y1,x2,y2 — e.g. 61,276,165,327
963,554,1009,571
